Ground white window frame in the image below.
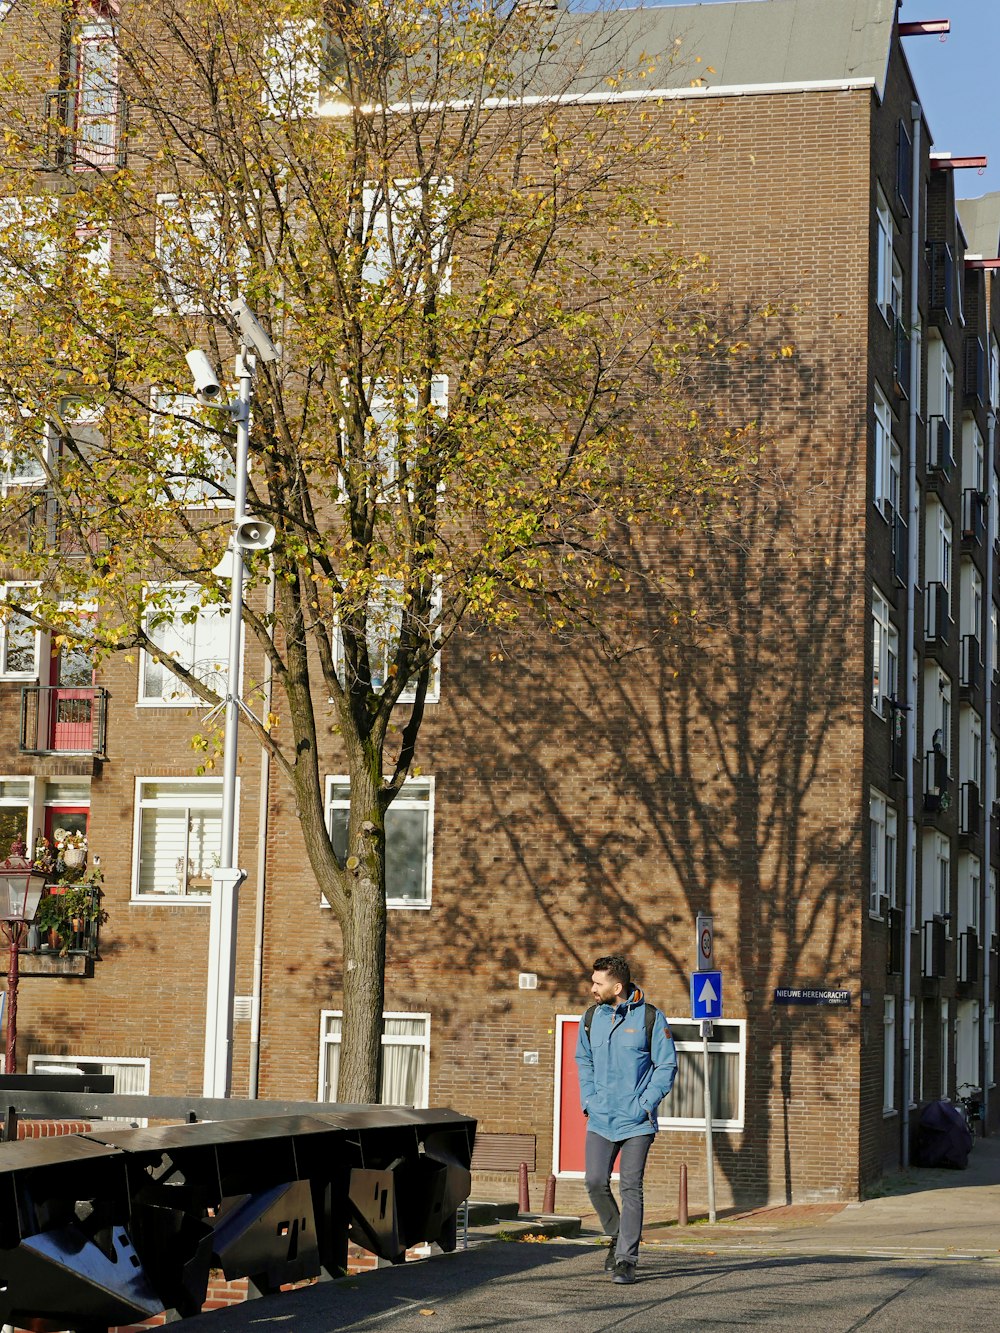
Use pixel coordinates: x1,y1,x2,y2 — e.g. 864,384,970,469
923,662,952,772
955,1000,979,1093
961,560,983,640
0,583,41,679
876,188,895,321
922,829,950,924
883,996,896,1115
873,386,895,514
318,1010,430,1106
925,497,952,592
131,776,227,902
871,586,898,716
0,197,59,316
653,1018,746,1132
940,999,950,1098
324,775,434,910
345,375,449,502
155,192,249,316
957,852,980,935
361,177,452,293
138,582,233,706
959,705,982,788
963,420,985,494
334,579,442,705
149,391,235,508
0,778,35,859
1,407,47,494
869,789,897,915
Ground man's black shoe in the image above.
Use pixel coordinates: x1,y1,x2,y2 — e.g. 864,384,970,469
604,1246,618,1272
613,1260,636,1284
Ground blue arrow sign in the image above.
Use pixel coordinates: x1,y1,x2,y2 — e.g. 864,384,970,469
690,970,723,1020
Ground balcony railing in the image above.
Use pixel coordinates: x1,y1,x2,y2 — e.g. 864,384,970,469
924,747,950,813
959,927,980,985
889,504,908,587
889,700,907,781
965,335,986,405
927,241,954,322
28,883,103,961
924,581,949,646
922,915,948,979
19,686,108,758
960,634,982,694
962,489,987,546
960,779,981,839
43,88,128,170
926,416,954,477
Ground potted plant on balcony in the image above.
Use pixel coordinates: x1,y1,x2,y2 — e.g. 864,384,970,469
54,829,87,871
34,867,107,955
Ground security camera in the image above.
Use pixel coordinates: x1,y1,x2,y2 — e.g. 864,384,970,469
185,348,222,401
228,297,280,364
234,516,276,551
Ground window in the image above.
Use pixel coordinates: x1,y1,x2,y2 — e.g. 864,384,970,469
0,197,59,315
334,579,442,704
991,335,1000,411
869,789,897,914
139,584,230,704
72,16,120,169
955,1000,979,1093
872,387,898,515
155,193,249,316
896,120,912,213
883,996,896,1113
959,706,982,788
961,560,983,640
26,1054,149,1121
346,376,449,501
940,1000,950,1098
927,336,954,442
876,188,895,320
957,853,980,935
922,829,950,922
361,178,452,292
992,602,999,680
325,776,433,908
654,1020,745,1131
963,420,985,494
319,1011,429,1105
262,20,342,116
132,778,224,899
923,663,951,769
871,587,898,715
149,392,235,507
1,409,46,493
0,779,32,858
925,498,952,592
0,584,40,678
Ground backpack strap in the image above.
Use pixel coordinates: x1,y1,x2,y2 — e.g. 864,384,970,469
584,1004,597,1041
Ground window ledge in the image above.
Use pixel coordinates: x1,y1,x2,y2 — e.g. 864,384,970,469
131,895,210,906
882,1107,899,1120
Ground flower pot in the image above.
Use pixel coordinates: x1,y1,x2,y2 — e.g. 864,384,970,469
62,847,86,868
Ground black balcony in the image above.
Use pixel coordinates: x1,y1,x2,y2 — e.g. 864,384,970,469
960,634,982,695
927,241,955,322
889,699,907,781
19,686,108,759
926,416,954,477
922,915,948,979
43,88,128,170
959,927,980,985
960,779,981,839
924,581,950,646
965,335,986,405
924,747,950,814
962,489,987,546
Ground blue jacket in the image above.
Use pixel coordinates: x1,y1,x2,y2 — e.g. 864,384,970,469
575,987,678,1141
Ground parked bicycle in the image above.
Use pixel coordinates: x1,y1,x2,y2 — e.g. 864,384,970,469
956,1083,983,1144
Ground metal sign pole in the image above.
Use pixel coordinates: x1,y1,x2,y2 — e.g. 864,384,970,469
701,1018,716,1223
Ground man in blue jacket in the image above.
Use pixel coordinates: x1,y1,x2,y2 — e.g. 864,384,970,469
575,954,677,1284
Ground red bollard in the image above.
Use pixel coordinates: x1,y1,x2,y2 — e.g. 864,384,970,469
542,1173,556,1214
678,1163,688,1227
518,1161,531,1214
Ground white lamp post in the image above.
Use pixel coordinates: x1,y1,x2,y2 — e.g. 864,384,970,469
187,298,279,1098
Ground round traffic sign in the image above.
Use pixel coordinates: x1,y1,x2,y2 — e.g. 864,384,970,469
700,927,712,960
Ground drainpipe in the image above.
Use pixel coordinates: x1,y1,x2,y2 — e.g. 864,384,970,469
901,98,922,1168
248,565,276,1098
982,309,995,1128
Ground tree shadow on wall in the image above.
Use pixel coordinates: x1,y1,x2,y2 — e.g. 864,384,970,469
420,345,864,1208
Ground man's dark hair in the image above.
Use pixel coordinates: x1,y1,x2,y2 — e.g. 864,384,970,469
593,955,631,989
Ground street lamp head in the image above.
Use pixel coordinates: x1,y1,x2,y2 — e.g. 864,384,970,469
0,858,45,925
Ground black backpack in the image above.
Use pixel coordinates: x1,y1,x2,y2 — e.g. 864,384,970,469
583,1002,658,1047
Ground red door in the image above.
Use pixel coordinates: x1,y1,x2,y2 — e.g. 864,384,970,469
49,642,95,752
557,1018,588,1175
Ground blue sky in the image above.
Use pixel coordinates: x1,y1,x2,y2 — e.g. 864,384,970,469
647,0,1000,200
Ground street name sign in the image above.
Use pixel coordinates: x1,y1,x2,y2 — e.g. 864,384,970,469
773,988,850,1006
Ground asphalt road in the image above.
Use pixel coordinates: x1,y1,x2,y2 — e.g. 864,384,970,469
180,1241,1000,1332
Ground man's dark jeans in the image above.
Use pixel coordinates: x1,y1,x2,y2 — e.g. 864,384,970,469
584,1130,653,1265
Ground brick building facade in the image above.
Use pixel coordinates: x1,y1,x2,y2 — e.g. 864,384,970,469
1,0,999,1215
